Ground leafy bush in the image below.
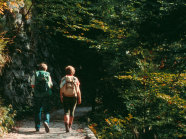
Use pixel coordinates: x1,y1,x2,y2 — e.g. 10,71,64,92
88,109,135,139
0,97,16,137
89,67,185,138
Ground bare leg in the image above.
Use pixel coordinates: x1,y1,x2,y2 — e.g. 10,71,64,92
64,115,70,132
69,116,74,131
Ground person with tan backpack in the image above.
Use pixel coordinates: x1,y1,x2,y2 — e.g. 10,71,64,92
60,65,81,132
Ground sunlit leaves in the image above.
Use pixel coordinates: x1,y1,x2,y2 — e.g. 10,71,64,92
118,72,185,104
0,2,7,15
32,1,185,138
88,123,97,135
0,32,10,72
0,0,24,14
98,114,133,138
0,97,16,136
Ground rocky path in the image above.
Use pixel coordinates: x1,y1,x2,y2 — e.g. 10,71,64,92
2,107,96,139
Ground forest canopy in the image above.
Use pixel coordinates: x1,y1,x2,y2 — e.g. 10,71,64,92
0,0,185,138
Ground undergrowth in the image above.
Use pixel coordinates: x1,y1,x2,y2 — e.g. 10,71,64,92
0,96,16,137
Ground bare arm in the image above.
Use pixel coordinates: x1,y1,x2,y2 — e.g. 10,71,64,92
31,75,35,88
49,76,53,88
60,87,63,103
77,86,81,104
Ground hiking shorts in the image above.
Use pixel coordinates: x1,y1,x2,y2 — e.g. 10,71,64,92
63,96,77,117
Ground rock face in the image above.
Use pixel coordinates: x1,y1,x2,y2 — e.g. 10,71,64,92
0,2,36,107
0,2,61,108
0,2,89,108
2,51,35,106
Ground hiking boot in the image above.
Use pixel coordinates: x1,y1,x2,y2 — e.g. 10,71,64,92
65,123,69,133
69,124,72,132
43,122,50,133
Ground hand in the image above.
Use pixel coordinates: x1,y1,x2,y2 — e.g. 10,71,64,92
60,96,63,103
60,90,63,103
78,98,81,104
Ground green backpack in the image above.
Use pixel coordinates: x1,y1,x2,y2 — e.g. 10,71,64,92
34,71,52,97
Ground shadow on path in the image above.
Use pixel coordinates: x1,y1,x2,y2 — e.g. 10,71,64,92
2,107,96,139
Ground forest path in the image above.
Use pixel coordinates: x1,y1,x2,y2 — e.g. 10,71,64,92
2,107,96,139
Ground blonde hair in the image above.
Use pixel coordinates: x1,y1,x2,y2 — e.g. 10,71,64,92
65,65,75,75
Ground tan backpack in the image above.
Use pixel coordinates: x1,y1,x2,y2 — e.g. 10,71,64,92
62,76,78,97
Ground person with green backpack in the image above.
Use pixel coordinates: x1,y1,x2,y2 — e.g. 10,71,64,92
31,63,53,133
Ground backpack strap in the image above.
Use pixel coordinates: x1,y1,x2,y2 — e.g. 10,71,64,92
73,76,78,94
35,71,39,84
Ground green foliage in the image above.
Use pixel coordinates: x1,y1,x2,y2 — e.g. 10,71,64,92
0,35,9,73
0,96,16,136
31,1,185,137
100,114,134,139
118,70,185,138
1,0,185,138
83,0,186,138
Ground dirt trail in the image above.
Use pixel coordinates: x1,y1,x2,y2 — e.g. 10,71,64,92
2,107,96,139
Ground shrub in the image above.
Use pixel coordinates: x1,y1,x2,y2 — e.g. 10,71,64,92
0,97,16,137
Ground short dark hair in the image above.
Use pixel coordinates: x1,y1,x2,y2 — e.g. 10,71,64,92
38,63,48,71
65,65,75,75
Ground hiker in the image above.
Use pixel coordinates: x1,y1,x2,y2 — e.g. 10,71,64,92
31,63,53,133
60,65,81,132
